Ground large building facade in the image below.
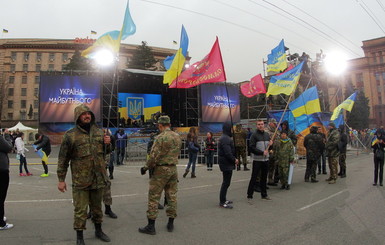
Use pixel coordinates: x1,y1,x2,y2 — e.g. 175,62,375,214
0,38,175,128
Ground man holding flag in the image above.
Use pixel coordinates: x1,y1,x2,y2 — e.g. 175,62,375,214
34,133,51,177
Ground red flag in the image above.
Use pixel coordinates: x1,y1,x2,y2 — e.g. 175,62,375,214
275,64,294,76
169,37,226,88
240,74,266,98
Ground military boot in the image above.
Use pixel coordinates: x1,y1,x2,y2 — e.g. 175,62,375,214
191,173,196,178
94,223,111,242
244,165,250,171
341,169,346,178
138,219,156,235
105,205,117,219
237,165,241,171
182,170,189,178
328,179,336,184
76,230,85,245
167,218,174,232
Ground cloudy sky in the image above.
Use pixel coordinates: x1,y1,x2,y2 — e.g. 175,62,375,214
1,0,384,82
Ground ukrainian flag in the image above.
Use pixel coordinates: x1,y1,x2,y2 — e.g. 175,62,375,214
163,48,185,85
2,29,8,33
372,136,379,146
331,92,357,120
289,86,321,117
267,39,287,73
266,61,304,96
164,25,189,70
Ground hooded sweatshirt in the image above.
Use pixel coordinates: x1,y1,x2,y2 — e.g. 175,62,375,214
218,122,236,172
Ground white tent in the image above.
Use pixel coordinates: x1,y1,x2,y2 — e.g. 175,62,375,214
8,122,38,143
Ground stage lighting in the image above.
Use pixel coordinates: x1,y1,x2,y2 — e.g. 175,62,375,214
94,49,115,66
324,51,348,76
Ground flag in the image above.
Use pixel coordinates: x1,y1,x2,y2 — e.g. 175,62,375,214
33,145,49,164
276,64,294,76
289,86,321,117
91,30,97,35
169,37,226,88
372,136,379,146
2,29,8,33
266,61,304,96
331,92,357,120
82,1,136,57
164,25,189,70
240,74,266,98
267,39,287,73
163,48,186,85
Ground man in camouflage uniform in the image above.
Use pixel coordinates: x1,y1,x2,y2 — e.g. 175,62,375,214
325,122,340,184
267,118,280,186
139,115,181,235
234,124,250,171
274,131,294,190
57,104,112,245
304,126,325,183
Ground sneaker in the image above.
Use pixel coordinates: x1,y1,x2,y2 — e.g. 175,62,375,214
40,173,49,177
247,198,254,205
219,203,233,209
3,217,6,222
373,183,377,186
285,185,290,190
19,173,26,176
262,196,272,201
311,179,319,183
224,200,233,204
0,223,14,230
26,173,33,176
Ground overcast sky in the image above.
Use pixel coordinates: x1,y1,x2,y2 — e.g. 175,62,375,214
1,0,385,82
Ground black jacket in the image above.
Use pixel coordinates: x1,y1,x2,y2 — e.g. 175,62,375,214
0,135,13,172
34,135,52,156
338,126,348,153
218,122,236,172
249,129,271,161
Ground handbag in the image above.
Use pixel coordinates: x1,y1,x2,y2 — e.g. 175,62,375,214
16,153,20,160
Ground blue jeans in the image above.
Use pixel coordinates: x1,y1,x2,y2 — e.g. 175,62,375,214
19,155,29,174
206,150,214,169
186,152,198,173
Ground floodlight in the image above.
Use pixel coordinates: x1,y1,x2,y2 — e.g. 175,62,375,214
324,51,348,76
94,49,115,66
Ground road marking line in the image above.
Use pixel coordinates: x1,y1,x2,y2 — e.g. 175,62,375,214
297,189,348,211
5,194,140,204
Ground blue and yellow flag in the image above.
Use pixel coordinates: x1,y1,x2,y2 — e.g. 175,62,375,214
2,29,8,33
82,1,136,57
164,25,189,70
267,39,287,73
163,48,186,85
372,136,379,146
289,86,321,117
331,92,357,120
266,61,304,96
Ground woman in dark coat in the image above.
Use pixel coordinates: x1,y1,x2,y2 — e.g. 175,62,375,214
0,133,14,230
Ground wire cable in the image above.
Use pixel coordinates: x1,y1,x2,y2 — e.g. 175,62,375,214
355,0,385,33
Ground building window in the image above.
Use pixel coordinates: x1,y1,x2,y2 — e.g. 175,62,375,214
380,51,384,64
379,97,382,103
62,64,67,71
49,53,55,61
34,88,38,97
36,64,41,72
8,113,13,120
35,76,40,84
356,73,363,83
21,88,27,96
34,100,38,108
375,73,381,81
9,76,15,84
372,52,377,63
48,64,54,71
21,100,26,108
8,88,14,96
22,76,27,84
24,52,29,61
36,52,42,62
11,52,16,61
20,112,26,120
10,64,15,72
62,53,68,62
33,112,39,120
23,64,28,72
7,101,13,109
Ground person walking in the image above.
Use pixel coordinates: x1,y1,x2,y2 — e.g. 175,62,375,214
15,132,31,176
139,115,181,235
218,122,238,209
372,130,385,186
204,132,216,171
304,126,324,183
338,125,348,178
115,129,127,165
234,124,250,171
34,133,51,177
0,132,14,230
325,122,340,184
57,104,112,245
183,127,199,178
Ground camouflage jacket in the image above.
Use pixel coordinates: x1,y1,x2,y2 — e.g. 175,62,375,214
57,104,111,190
233,129,247,148
145,128,182,169
325,128,340,157
304,132,324,160
273,138,294,165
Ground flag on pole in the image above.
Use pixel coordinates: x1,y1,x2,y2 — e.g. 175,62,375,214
2,29,8,33
82,1,136,57
163,48,186,85
164,25,189,70
267,39,287,73
169,37,226,88
266,61,304,96
91,30,97,35
331,92,357,120
289,86,321,117
240,74,266,98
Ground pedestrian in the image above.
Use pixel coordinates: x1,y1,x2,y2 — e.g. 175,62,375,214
280,120,297,146
57,104,112,244
304,126,324,183
34,133,51,177
274,131,294,190
115,129,127,165
234,124,250,171
0,132,14,230
338,125,348,178
183,127,199,178
266,118,279,186
218,122,238,209
15,132,31,176
247,119,273,204
139,115,181,235
317,127,327,175
325,122,340,184
204,132,216,171
372,130,385,186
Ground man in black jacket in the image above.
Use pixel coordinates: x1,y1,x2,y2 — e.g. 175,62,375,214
338,125,348,178
218,122,238,209
34,133,51,177
0,133,14,230
247,120,273,204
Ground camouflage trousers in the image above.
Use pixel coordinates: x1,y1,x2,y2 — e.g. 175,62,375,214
235,146,247,166
103,179,112,206
339,153,346,170
278,161,289,186
72,188,103,230
268,157,279,183
328,157,339,180
147,165,178,220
